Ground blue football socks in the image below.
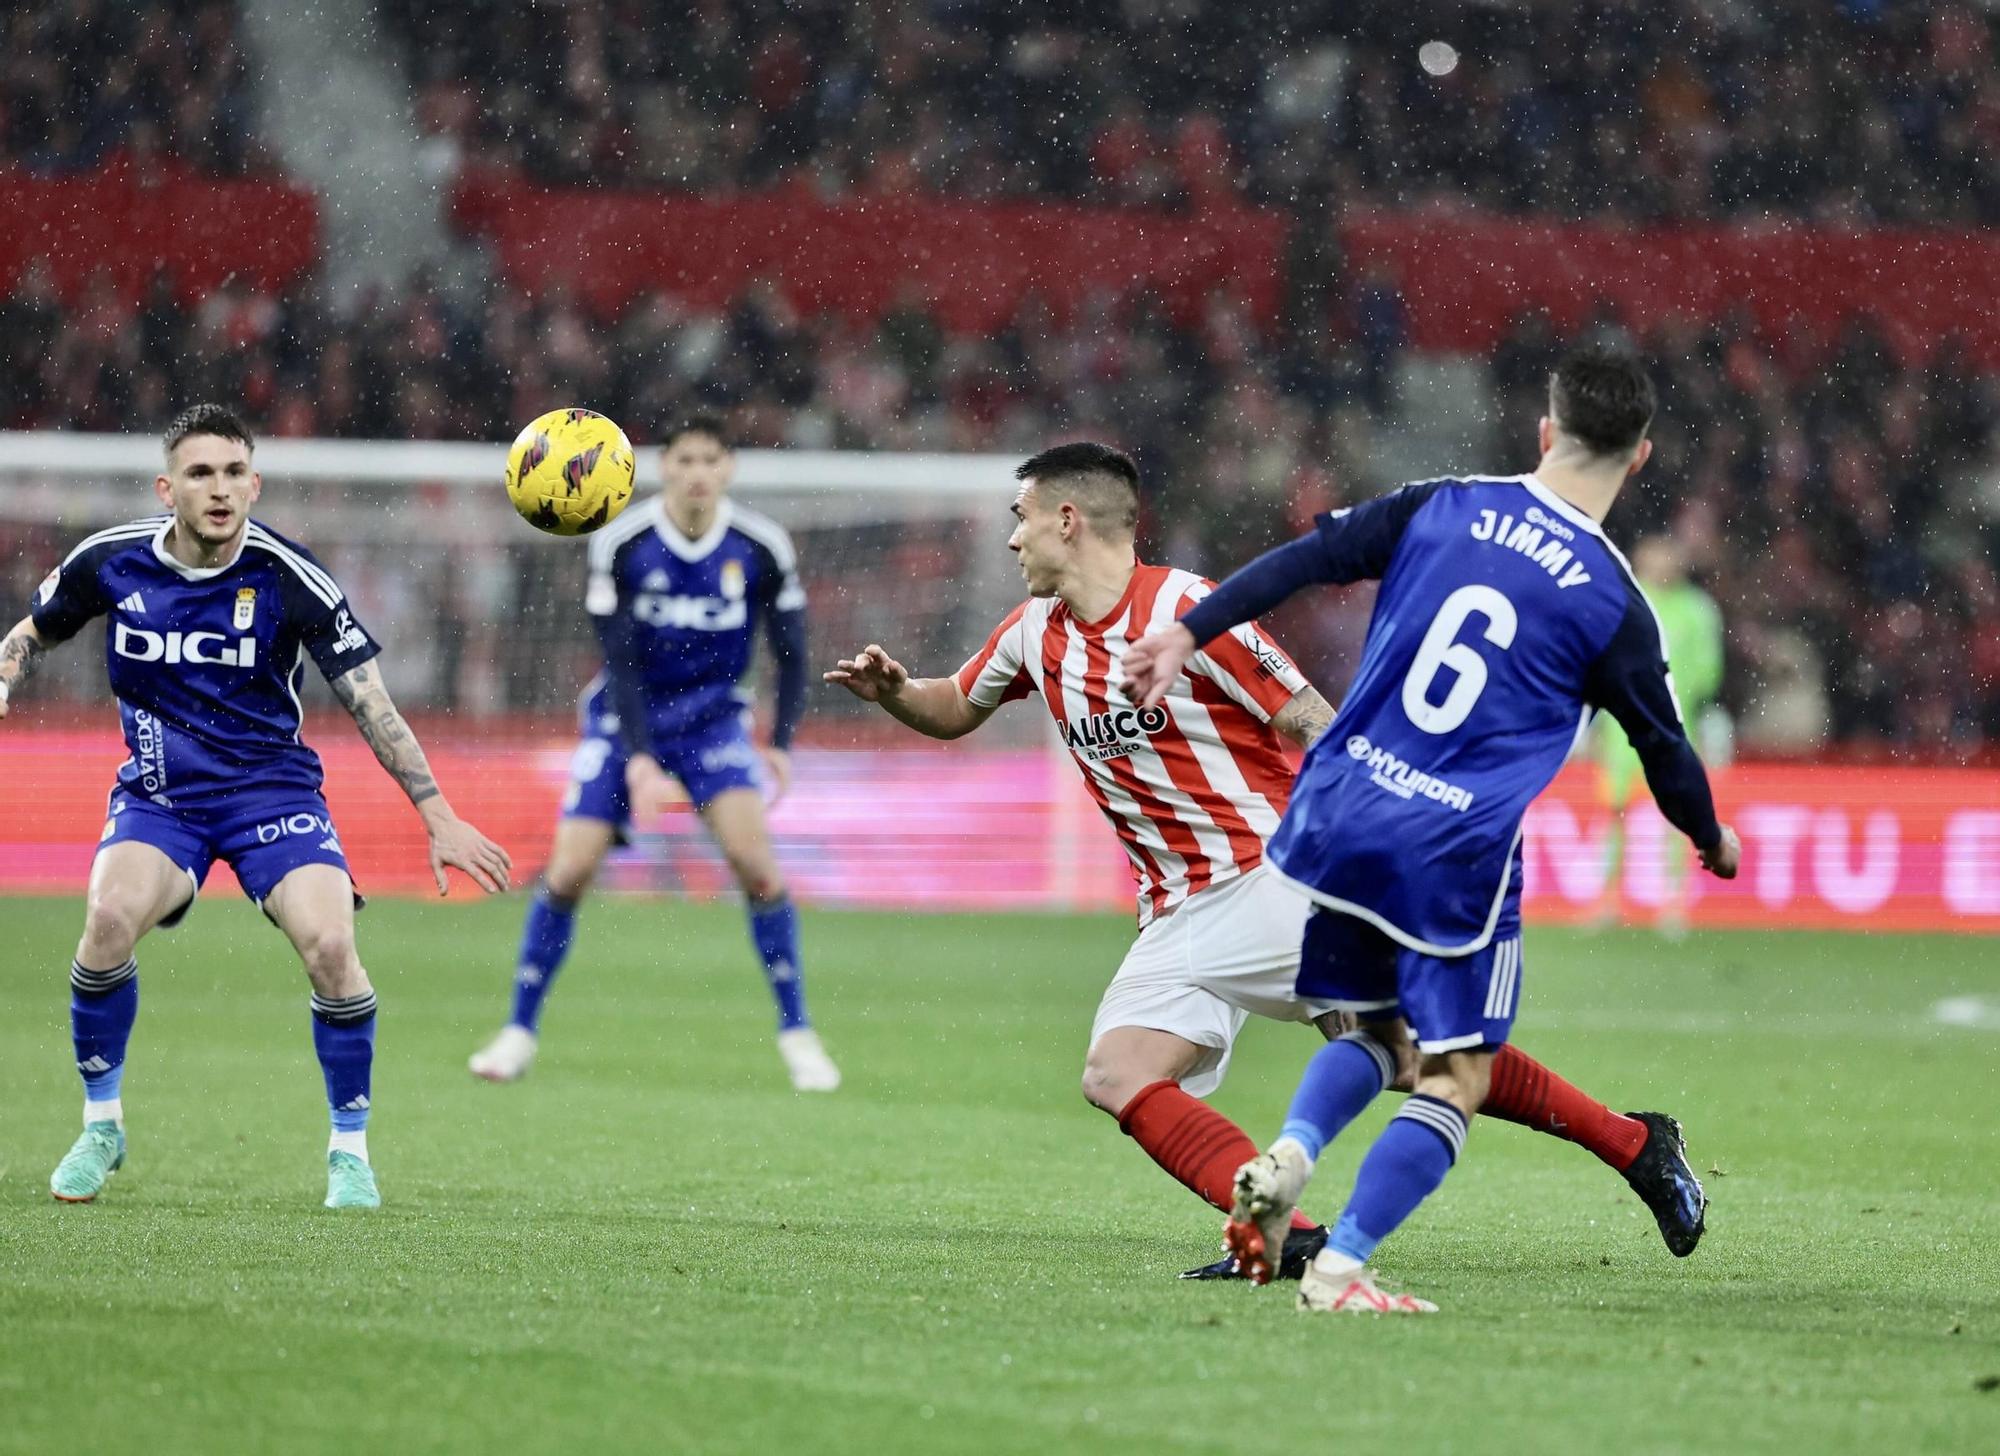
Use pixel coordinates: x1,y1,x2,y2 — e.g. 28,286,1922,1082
1277,1030,1396,1160
748,897,809,1031
310,990,377,1141
1328,1095,1469,1264
509,886,579,1033
71,957,139,1120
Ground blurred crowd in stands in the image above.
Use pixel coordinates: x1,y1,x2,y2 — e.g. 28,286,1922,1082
1,1,258,176
3,0,1998,756
385,0,2000,224
17,1,1991,226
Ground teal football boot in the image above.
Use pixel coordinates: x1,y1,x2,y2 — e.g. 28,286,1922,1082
51,1121,125,1203
324,1150,381,1209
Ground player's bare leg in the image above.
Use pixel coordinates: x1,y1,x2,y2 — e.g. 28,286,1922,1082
701,786,838,1091
266,864,380,1208
51,842,192,1202
470,816,616,1082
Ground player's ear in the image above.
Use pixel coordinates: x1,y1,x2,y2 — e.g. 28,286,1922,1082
152,472,173,508
1628,438,1653,477
248,469,264,504
1537,416,1555,457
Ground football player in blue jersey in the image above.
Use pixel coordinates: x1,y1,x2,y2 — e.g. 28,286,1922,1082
0,404,514,1210
1124,349,1741,1312
468,415,838,1091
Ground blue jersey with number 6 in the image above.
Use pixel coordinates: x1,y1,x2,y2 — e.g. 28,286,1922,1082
1269,475,1696,954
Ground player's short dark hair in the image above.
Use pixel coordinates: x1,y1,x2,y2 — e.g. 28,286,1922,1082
1015,442,1141,537
661,413,732,451
1548,348,1656,456
163,403,253,460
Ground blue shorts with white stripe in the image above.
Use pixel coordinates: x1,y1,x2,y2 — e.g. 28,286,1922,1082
1295,901,1523,1054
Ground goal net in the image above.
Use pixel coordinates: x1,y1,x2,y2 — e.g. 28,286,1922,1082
0,434,1130,912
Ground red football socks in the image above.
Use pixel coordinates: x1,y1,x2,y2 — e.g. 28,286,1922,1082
1118,1079,1318,1229
1481,1045,1648,1171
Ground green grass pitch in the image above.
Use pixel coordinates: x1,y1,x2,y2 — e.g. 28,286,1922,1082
2,894,1996,1454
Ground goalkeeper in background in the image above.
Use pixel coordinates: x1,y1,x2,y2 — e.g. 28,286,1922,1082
1594,536,1725,935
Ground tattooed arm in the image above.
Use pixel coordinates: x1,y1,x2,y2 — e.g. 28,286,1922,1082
0,617,49,719
1270,685,1337,753
328,660,513,894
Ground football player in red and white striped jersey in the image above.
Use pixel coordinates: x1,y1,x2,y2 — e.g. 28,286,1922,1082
827,442,1706,1277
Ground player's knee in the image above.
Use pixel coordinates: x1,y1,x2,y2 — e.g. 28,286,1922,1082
736,861,786,905
543,863,596,904
80,898,144,960
296,923,361,985
1079,1049,1143,1114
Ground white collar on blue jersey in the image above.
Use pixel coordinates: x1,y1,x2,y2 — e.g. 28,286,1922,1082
151,517,247,580
653,498,734,562
1518,475,1608,540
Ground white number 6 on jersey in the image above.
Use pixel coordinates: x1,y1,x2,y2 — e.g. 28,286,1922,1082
1402,585,1518,734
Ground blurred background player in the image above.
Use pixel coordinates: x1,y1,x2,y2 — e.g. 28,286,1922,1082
1125,350,1739,1311
1592,536,1726,935
0,405,512,1210
469,416,837,1091
829,442,1710,1278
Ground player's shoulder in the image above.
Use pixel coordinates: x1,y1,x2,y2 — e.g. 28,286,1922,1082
59,516,168,572
242,519,346,608
724,500,798,566
1138,564,1212,626
587,495,662,571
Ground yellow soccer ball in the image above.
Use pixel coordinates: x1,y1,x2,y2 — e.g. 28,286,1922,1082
505,408,637,536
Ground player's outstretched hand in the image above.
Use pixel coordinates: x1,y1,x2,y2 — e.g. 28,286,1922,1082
428,813,513,895
1700,824,1741,880
823,644,909,702
1121,623,1196,708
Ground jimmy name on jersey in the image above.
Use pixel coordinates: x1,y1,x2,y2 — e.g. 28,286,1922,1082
1251,476,1714,954
582,498,805,749
29,516,381,807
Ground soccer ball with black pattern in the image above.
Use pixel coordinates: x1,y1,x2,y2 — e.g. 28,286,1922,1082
505,408,637,537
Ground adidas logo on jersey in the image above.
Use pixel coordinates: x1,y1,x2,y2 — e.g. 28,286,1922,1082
114,624,257,668
118,591,147,613
1064,705,1170,763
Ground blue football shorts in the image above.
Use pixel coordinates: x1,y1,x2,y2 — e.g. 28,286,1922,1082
563,712,766,829
1295,895,1525,1054
99,787,360,925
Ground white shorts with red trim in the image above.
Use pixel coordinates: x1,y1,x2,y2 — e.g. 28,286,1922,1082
1089,864,1335,1098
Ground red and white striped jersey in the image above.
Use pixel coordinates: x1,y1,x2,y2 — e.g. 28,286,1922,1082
954,563,1309,924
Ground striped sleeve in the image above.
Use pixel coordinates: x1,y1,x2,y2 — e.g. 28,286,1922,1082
953,601,1034,708
1176,580,1306,722
28,519,160,643
250,526,382,678
733,506,807,612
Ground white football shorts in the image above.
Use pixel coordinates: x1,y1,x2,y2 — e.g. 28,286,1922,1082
1089,864,1334,1098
